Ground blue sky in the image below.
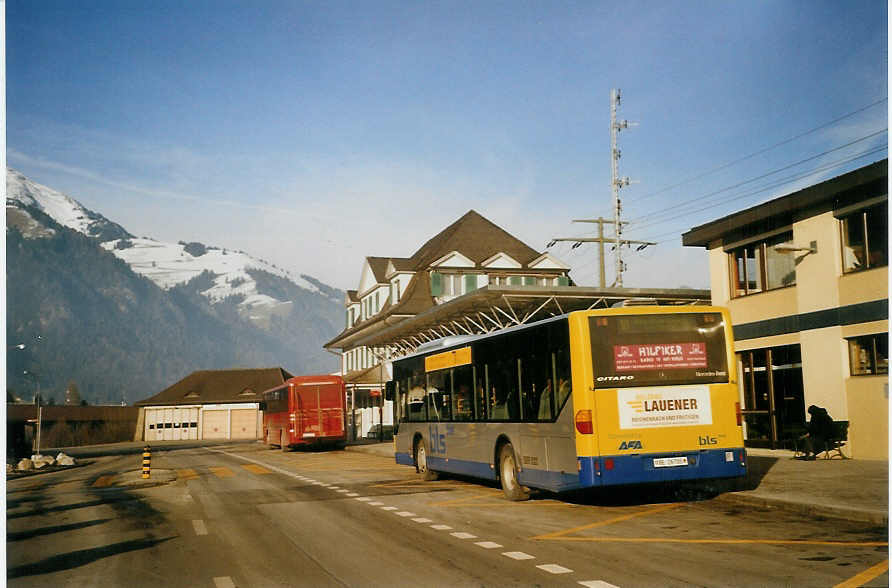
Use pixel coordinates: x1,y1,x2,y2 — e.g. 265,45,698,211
7,1,888,290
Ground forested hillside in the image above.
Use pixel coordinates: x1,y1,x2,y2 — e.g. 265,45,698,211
7,215,342,405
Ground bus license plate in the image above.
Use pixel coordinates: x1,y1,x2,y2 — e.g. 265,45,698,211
653,456,688,468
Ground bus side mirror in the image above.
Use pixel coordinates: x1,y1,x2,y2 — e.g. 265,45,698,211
385,381,395,402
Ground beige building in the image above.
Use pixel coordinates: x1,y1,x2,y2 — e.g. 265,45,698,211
683,160,888,459
135,367,292,441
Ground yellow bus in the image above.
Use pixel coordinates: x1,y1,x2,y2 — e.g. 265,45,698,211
388,306,746,500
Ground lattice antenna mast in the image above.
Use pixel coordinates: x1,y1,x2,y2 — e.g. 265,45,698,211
611,88,637,287
547,89,653,287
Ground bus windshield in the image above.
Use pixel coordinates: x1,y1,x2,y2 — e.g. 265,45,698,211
589,312,728,387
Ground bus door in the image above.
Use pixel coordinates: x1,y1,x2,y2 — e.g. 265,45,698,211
299,383,322,440
319,382,345,437
443,364,478,471
425,369,450,461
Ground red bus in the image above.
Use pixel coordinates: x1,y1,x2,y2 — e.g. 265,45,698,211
261,375,347,450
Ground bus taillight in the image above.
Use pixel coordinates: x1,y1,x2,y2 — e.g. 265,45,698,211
575,410,593,434
735,402,742,426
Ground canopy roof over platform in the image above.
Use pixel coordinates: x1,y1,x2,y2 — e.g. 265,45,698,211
330,285,710,356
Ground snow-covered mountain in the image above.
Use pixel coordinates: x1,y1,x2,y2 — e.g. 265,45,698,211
6,167,132,241
6,168,341,325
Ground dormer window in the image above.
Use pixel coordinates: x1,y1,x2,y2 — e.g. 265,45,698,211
239,388,255,396
184,391,200,399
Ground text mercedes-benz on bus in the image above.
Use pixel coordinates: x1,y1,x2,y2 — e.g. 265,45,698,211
388,306,746,500
262,374,346,450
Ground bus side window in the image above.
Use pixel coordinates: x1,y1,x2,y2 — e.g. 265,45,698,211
475,365,487,421
452,365,474,422
488,355,517,421
407,373,426,422
427,370,451,422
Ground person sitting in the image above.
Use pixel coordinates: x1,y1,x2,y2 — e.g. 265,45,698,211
800,405,835,460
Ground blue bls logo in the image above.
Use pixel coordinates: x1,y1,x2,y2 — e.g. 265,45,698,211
618,440,643,450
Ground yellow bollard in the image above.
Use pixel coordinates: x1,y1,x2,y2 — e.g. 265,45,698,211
142,445,151,479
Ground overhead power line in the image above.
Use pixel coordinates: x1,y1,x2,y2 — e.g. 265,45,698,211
627,97,888,204
639,147,887,241
629,128,888,226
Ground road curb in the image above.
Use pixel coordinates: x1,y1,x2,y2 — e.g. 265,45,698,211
714,491,887,526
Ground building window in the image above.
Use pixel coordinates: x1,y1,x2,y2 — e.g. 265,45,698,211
729,232,796,297
848,334,888,376
840,202,888,273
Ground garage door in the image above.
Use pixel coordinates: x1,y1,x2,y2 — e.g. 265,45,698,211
230,409,258,439
144,409,161,442
202,410,228,439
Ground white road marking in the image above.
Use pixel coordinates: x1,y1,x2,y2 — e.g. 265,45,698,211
395,511,417,517
380,506,398,511
346,493,360,497
431,524,453,530
191,520,208,536
356,497,373,502
369,501,384,506
329,486,341,490
474,541,502,549
503,552,535,560
450,532,477,539
538,564,573,574
213,577,236,588
579,581,621,588
412,517,433,523
337,489,350,493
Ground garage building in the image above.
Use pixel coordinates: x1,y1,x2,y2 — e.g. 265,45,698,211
135,367,293,441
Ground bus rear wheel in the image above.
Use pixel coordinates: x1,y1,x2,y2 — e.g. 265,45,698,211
499,443,530,501
415,438,439,481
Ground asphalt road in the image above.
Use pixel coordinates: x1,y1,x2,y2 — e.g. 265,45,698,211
7,443,888,587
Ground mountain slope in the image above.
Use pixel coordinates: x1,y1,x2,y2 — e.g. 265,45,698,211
6,168,342,327
6,170,345,404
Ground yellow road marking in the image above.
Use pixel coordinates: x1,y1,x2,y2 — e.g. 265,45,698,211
532,503,684,540
242,464,272,475
432,490,506,507
92,475,116,488
536,537,888,547
209,467,234,478
177,468,198,480
834,559,889,588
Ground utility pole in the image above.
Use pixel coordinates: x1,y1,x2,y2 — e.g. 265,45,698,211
548,88,655,287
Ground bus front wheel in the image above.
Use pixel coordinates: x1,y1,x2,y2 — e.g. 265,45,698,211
415,438,439,481
498,443,530,501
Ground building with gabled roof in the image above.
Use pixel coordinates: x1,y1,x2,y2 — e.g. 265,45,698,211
327,210,574,439
135,367,293,441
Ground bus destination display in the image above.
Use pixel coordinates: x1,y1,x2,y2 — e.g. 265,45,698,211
614,342,708,371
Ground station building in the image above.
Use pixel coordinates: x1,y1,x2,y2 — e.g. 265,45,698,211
326,209,711,439
682,160,888,459
135,367,292,441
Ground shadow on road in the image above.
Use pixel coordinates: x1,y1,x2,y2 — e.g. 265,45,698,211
7,518,112,542
6,537,174,579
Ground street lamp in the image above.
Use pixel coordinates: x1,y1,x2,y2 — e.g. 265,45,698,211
23,370,43,457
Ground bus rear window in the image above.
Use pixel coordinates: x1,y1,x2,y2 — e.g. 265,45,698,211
589,313,729,388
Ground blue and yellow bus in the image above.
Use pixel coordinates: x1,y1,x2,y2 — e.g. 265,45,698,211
388,306,746,500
